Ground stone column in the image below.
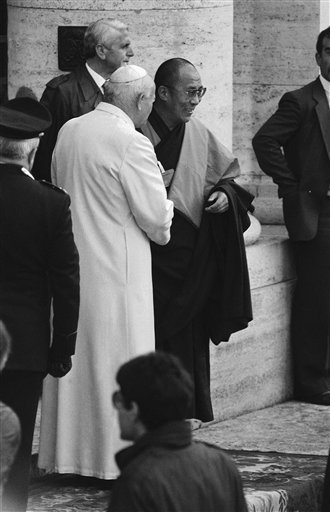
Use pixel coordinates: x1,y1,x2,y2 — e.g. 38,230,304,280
233,0,321,225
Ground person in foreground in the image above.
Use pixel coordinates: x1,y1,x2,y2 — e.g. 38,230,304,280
0,97,80,511
252,26,330,406
33,18,134,181
141,58,254,422
108,352,248,512
38,65,173,480
0,321,21,496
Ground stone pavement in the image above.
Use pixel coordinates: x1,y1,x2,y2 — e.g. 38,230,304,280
27,400,329,512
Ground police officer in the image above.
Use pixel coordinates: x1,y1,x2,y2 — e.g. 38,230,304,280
0,97,80,511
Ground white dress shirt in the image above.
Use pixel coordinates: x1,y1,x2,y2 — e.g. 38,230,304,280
320,74,330,107
85,63,105,92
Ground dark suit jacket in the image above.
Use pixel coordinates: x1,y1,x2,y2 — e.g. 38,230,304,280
33,65,103,181
0,164,80,371
252,77,330,241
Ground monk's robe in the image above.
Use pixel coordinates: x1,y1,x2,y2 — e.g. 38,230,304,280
142,109,253,421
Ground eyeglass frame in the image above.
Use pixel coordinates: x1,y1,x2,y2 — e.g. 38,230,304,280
163,85,207,100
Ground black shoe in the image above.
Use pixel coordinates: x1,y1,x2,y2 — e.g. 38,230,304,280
300,391,330,406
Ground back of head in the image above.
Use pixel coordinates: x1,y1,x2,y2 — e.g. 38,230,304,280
116,352,193,430
0,97,52,162
154,58,196,97
84,18,128,59
103,65,155,126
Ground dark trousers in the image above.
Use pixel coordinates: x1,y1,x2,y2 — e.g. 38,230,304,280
291,197,330,397
0,370,44,512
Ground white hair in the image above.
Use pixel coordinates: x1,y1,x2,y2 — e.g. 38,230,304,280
0,136,39,160
84,19,128,59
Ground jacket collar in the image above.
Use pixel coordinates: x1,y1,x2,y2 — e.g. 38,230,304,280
313,77,330,162
75,66,103,105
85,63,105,92
0,163,32,177
115,421,192,471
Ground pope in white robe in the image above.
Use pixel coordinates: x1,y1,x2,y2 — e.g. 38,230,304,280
38,65,173,479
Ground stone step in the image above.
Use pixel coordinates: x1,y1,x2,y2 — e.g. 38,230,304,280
195,401,330,512
28,401,329,512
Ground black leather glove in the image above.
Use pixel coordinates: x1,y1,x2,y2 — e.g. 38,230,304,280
48,355,72,378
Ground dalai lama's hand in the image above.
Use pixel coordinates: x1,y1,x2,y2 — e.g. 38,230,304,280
205,191,229,213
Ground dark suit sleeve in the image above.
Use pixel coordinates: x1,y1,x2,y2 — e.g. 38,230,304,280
48,193,80,359
252,92,302,197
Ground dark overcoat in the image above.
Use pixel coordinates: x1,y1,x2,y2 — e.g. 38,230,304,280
32,66,102,181
0,164,80,371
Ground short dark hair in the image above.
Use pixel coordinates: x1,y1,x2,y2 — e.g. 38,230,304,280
154,58,196,97
0,321,11,371
116,352,193,430
316,26,330,55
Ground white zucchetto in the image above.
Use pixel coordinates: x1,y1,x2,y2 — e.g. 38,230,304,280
108,65,148,84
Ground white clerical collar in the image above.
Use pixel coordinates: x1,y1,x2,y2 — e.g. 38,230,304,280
319,74,330,105
85,63,105,92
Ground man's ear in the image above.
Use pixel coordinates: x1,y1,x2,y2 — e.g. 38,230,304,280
136,92,144,111
315,52,321,67
129,401,140,421
27,143,39,171
95,44,106,61
157,85,168,102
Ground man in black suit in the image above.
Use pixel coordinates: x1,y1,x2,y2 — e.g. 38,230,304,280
0,97,80,511
252,27,330,405
32,18,134,181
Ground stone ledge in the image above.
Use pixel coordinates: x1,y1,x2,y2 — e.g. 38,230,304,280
246,224,295,290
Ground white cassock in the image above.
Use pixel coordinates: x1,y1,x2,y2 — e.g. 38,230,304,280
38,103,173,479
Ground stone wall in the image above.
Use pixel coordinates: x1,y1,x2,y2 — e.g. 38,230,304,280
233,0,321,223
211,226,296,421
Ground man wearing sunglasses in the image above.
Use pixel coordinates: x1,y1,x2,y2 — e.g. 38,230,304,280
108,352,247,512
141,58,254,424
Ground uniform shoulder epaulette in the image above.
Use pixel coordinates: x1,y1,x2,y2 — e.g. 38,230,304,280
40,180,68,194
46,73,71,89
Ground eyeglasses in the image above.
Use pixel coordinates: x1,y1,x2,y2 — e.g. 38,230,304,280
165,85,207,100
